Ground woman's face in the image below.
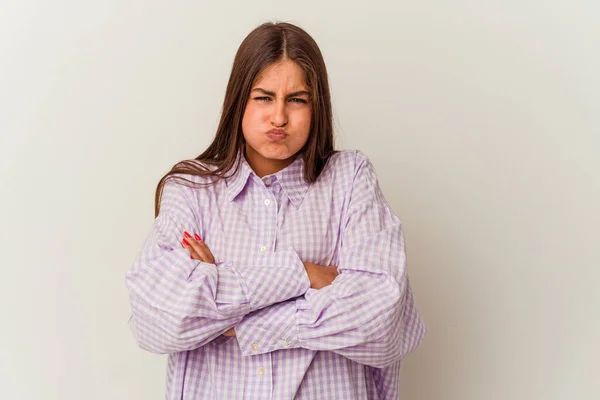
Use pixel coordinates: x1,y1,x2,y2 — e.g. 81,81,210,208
241,59,312,177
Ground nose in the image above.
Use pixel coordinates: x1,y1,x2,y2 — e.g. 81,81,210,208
270,99,288,127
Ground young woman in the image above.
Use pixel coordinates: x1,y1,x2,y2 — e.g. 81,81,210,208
126,22,425,399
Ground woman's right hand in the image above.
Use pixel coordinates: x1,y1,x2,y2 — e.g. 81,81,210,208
303,262,339,289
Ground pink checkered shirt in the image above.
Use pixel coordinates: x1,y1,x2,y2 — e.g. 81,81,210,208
126,150,425,399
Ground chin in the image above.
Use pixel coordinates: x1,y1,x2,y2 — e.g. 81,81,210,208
262,152,295,161
259,147,297,160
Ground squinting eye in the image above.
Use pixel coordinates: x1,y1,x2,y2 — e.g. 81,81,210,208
254,97,272,102
289,98,308,104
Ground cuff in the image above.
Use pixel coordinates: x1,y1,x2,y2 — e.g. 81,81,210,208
232,247,310,312
236,300,301,356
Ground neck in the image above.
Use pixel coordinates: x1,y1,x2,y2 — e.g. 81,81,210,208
244,145,297,178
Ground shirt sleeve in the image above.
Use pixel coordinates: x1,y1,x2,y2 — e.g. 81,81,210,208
125,177,310,354
234,154,426,368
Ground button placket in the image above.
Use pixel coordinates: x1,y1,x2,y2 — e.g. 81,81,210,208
257,179,277,257
245,353,273,398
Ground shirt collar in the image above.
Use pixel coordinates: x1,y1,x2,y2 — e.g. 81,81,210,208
226,151,310,208
225,152,254,202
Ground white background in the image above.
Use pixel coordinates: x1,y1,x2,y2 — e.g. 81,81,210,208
1,1,598,399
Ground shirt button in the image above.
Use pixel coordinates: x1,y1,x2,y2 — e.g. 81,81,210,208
251,343,260,352
260,246,267,254
258,367,265,376
279,339,289,347
264,177,272,185
264,199,271,206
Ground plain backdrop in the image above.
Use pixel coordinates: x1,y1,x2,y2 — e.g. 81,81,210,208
1,1,598,399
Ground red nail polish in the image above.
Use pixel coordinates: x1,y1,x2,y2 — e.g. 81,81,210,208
182,238,190,246
184,232,192,239
194,233,201,241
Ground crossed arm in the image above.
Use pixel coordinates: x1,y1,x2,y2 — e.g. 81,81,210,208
182,233,339,337
126,156,425,368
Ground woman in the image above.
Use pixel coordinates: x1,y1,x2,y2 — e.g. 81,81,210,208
126,22,425,399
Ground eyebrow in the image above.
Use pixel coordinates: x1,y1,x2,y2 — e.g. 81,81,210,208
251,88,311,98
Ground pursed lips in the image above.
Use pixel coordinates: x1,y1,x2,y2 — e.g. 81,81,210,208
266,129,288,140
267,128,287,135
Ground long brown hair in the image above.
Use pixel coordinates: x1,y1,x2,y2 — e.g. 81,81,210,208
154,22,335,217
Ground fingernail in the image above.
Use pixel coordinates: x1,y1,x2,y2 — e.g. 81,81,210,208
194,233,201,241
184,232,192,239
182,238,190,246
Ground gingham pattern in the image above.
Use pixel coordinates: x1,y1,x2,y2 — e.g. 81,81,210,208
126,150,426,399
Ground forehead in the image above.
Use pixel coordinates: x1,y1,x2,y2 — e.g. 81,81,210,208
253,60,308,90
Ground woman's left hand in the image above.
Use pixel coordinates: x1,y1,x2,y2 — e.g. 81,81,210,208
181,231,216,264
181,231,236,337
